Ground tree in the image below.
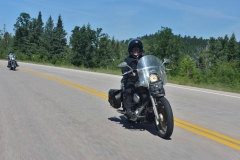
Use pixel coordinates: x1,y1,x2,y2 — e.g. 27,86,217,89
13,12,31,53
70,23,106,68
179,55,196,78
0,24,13,51
154,27,174,58
28,12,44,48
52,15,67,58
43,15,55,60
90,28,110,68
70,26,83,66
199,41,212,72
149,27,183,61
227,33,238,61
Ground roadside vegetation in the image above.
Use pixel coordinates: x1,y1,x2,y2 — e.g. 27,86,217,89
1,12,240,93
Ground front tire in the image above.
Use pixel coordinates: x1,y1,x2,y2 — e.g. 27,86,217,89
154,97,174,139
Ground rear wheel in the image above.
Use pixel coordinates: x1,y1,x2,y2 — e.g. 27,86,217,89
154,97,174,139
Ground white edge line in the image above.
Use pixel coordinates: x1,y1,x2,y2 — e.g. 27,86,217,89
167,84,240,99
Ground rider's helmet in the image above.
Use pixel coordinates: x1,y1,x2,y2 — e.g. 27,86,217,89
128,38,143,58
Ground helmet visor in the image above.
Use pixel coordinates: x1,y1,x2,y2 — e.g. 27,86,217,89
132,47,140,53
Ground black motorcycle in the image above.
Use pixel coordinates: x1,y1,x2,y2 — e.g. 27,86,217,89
108,55,174,139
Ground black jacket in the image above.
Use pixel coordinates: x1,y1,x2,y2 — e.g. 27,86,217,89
122,55,143,82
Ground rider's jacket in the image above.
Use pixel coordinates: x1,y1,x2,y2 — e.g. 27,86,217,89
122,55,143,83
8,53,15,60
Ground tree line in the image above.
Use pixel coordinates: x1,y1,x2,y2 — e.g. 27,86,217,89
0,12,240,89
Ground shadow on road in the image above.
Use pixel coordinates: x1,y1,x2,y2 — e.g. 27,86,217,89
8,68,19,71
108,116,160,137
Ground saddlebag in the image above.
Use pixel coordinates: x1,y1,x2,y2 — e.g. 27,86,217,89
108,89,122,109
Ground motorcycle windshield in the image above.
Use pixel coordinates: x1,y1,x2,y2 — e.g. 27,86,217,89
137,55,167,87
9,55,16,59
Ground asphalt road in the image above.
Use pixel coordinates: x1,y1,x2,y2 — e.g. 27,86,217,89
0,60,240,160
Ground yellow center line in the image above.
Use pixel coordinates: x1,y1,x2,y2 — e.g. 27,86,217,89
175,122,240,150
19,67,240,150
175,118,240,145
20,67,108,99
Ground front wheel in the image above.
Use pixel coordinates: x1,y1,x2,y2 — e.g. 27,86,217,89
154,97,174,139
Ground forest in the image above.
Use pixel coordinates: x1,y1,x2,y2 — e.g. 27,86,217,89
0,12,240,91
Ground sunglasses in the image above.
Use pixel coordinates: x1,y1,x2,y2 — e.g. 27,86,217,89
132,47,140,52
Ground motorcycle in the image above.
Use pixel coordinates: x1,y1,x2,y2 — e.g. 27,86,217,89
108,55,174,139
8,55,17,70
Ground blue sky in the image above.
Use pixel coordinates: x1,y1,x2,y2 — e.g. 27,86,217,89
1,0,240,41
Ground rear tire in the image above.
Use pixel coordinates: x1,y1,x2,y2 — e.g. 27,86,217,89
154,97,174,139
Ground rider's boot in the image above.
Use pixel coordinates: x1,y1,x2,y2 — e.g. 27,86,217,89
124,105,137,121
117,107,126,114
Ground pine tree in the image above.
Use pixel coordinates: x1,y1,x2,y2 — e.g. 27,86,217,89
227,33,238,61
52,15,67,57
13,12,31,54
70,26,82,66
34,12,44,47
43,15,55,60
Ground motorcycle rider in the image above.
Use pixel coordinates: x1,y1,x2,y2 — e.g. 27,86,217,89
120,38,144,119
7,52,19,67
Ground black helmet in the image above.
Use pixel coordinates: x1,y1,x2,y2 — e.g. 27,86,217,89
128,38,143,58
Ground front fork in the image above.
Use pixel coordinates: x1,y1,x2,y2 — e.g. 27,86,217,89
150,95,160,121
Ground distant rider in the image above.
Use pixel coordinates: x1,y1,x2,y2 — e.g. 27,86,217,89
7,52,19,68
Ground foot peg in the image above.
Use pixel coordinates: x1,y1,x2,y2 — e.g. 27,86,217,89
124,111,137,121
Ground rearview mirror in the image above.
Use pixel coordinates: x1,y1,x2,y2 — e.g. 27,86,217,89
118,62,128,68
163,58,170,65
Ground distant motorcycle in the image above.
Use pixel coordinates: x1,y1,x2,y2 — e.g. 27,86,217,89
108,55,174,139
8,54,17,70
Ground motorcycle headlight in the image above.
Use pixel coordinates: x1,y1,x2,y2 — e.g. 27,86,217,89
149,74,158,83
11,58,15,60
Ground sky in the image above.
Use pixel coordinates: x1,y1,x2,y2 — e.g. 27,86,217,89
1,0,240,42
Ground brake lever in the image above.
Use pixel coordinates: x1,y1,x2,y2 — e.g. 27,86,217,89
122,70,133,76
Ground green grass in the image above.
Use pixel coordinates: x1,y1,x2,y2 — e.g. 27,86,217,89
167,76,240,94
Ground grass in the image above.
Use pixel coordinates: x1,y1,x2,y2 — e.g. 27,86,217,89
167,76,240,94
